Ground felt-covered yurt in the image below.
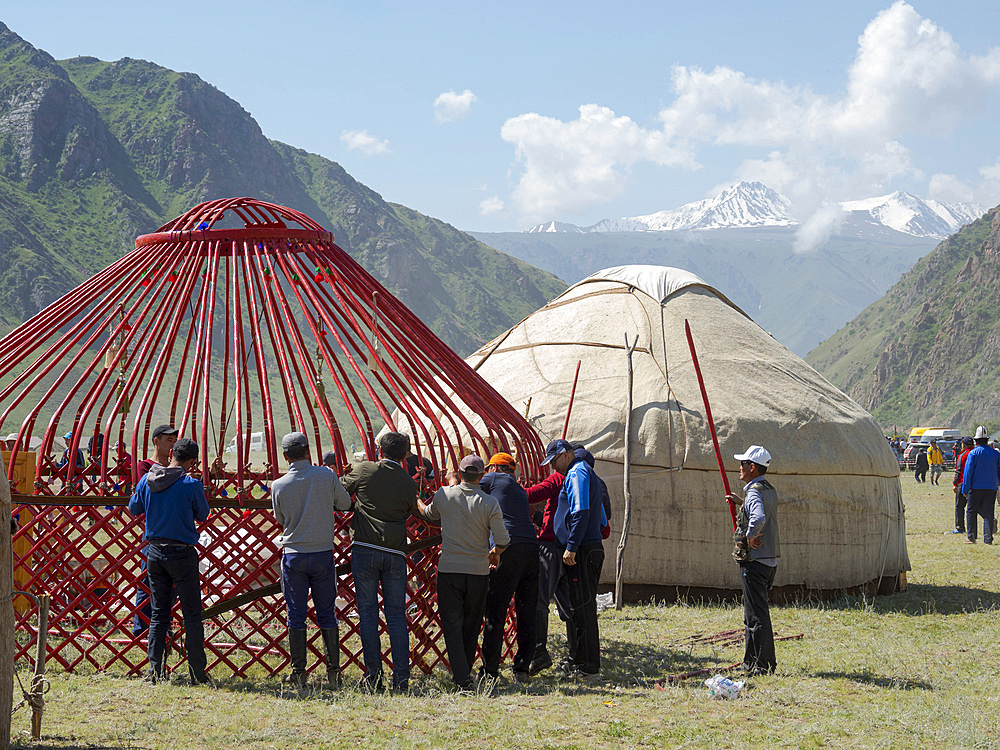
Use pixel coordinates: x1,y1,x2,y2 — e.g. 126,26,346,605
464,265,909,599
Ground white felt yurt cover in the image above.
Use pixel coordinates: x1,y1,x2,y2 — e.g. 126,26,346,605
462,264,908,596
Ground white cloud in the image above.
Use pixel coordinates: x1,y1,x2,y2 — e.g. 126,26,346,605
434,90,477,123
340,129,390,156
928,173,975,203
479,196,504,216
500,1,1000,229
501,104,691,220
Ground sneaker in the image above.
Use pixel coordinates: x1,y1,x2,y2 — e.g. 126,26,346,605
964,538,976,544
528,651,553,676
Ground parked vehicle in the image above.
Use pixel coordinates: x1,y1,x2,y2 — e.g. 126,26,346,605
224,432,264,454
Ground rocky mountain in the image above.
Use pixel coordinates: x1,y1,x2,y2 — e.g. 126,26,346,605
526,181,982,240
805,208,999,429
0,24,564,355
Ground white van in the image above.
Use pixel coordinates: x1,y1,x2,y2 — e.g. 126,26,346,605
224,432,265,454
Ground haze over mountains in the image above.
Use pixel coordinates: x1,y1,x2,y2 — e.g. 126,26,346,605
0,23,564,356
526,181,982,239
474,180,983,356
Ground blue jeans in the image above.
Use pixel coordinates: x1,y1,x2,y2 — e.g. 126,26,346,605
351,546,409,687
281,551,339,629
133,555,152,636
146,544,207,679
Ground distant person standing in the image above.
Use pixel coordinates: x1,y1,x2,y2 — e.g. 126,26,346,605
726,445,780,676
961,426,1000,545
418,455,509,690
341,431,420,692
927,440,944,485
271,432,352,688
127,438,211,685
952,437,975,534
914,448,929,483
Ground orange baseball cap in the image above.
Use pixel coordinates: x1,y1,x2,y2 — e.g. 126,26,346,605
488,452,516,467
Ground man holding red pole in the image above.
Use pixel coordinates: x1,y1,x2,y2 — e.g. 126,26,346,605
726,445,779,676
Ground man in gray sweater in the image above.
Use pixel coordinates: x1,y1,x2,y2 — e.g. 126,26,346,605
419,454,509,690
271,432,351,688
726,445,780,676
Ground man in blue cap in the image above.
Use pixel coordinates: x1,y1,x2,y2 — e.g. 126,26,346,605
542,438,606,682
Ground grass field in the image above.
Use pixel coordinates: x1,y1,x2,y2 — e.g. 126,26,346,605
11,477,1000,749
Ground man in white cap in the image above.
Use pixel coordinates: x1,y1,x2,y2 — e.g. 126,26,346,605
960,426,1000,545
726,445,779,675
418,454,509,690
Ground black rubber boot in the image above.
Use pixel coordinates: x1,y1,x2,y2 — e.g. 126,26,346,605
288,628,308,689
320,627,341,689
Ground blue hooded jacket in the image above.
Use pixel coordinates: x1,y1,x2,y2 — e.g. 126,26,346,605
554,457,606,552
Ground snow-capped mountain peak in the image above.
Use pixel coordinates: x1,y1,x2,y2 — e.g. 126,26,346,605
522,182,983,238
589,181,795,233
839,191,983,237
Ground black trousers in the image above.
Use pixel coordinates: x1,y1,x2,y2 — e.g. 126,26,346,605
481,541,539,676
535,540,572,656
563,542,604,675
740,560,777,673
436,571,489,687
955,488,967,532
966,489,997,543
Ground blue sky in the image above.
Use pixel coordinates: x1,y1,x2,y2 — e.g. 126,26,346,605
6,1,1000,235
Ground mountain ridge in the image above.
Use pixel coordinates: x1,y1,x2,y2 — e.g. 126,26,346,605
0,24,565,356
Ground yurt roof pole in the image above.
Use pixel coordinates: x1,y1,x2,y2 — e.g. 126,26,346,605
684,320,737,531
561,360,582,440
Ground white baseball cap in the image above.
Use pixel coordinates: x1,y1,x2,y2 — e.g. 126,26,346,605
734,445,772,467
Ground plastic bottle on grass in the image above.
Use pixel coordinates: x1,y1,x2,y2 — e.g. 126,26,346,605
704,674,744,699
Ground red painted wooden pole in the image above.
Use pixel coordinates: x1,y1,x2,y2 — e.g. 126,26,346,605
684,320,737,531
561,360,582,440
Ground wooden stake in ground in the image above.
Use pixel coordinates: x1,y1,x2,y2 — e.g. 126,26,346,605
0,475,13,748
616,333,639,610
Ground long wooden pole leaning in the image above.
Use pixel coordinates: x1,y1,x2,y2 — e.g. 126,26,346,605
684,320,737,531
615,333,639,610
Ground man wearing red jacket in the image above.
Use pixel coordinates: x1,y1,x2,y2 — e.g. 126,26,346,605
953,436,974,534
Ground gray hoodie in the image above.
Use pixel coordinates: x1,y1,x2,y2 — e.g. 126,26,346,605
146,464,187,493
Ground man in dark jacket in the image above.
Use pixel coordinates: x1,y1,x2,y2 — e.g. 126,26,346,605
479,452,539,682
128,438,211,685
341,431,419,691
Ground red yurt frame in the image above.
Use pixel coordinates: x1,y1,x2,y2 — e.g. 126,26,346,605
0,197,543,679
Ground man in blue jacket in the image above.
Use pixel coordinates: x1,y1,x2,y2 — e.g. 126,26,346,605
128,438,211,684
961,425,1000,545
544,438,606,682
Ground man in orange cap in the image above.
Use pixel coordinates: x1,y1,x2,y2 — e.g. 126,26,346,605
479,452,539,683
